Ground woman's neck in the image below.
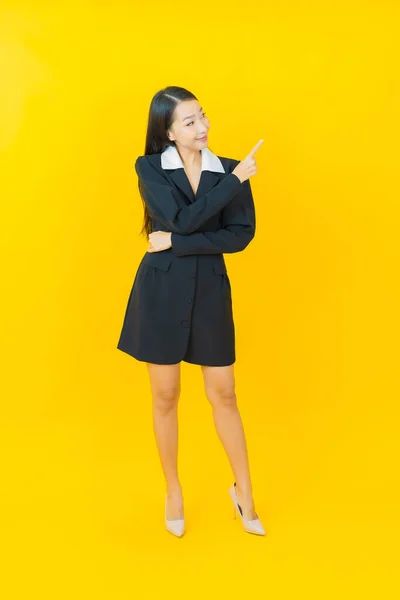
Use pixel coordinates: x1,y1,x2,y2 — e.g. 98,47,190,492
177,147,202,169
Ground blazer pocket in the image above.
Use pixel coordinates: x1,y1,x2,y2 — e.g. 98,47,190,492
143,252,173,272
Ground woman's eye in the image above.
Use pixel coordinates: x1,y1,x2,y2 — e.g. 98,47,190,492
186,112,207,126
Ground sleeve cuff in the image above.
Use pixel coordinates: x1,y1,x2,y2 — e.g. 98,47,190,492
230,172,242,185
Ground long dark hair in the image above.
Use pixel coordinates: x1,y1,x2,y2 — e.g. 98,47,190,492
138,86,207,239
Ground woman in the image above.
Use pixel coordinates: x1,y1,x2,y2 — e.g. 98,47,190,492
117,86,265,537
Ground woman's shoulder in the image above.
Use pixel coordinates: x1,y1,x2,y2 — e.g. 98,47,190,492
217,155,240,173
135,153,156,163
134,154,146,173
134,153,162,168
134,154,165,181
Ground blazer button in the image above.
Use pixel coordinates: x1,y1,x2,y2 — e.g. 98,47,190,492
185,296,193,304
181,320,190,328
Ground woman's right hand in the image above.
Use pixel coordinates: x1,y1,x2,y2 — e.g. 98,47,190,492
232,139,264,183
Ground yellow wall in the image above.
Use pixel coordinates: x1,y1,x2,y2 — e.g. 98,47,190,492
1,1,399,597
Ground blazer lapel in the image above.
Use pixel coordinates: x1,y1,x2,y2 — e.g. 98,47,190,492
169,168,196,203
159,145,225,205
169,168,221,204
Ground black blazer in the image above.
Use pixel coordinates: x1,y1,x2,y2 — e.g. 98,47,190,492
137,151,256,255
116,148,256,366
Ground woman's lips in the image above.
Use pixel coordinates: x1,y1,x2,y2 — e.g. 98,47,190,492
197,135,208,141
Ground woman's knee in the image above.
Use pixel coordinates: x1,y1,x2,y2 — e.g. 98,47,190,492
146,362,181,413
205,386,237,409
152,387,180,413
202,364,237,409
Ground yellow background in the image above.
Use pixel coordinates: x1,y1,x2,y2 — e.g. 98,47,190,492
1,0,399,597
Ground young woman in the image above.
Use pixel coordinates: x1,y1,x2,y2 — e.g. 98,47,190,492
117,86,265,537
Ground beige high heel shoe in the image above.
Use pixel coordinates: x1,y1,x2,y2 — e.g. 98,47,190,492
229,482,266,536
165,493,185,537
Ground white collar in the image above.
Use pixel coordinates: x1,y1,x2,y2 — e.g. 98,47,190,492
161,145,225,173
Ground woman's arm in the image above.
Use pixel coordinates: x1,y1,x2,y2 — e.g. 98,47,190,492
135,156,242,235
169,179,256,256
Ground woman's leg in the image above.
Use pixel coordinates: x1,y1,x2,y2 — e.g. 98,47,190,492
201,364,257,520
146,362,184,520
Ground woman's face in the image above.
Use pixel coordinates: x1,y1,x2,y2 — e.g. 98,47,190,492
167,99,210,151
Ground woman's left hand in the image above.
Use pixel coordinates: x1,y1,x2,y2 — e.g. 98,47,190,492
147,231,172,252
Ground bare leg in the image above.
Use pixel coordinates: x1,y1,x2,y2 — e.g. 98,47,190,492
146,362,184,520
202,363,257,520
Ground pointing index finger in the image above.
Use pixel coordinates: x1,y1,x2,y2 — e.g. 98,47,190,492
247,139,264,158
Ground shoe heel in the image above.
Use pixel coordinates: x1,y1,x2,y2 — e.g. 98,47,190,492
229,482,266,536
165,492,185,538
